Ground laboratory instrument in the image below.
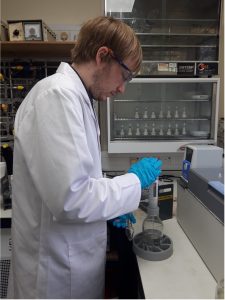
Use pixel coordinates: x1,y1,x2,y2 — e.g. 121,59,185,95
182,144,223,182
133,180,173,261
142,180,163,240
178,145,224,282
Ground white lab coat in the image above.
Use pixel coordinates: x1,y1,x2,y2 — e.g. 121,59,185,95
7,62,141,299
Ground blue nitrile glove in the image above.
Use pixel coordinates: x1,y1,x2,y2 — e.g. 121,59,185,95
128,157,162,189
111,213,136,228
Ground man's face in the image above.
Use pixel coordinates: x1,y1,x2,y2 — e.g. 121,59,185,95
90,57,134,101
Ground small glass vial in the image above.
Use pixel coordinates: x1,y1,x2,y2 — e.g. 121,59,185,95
159,124,164,136
135,107,139,119
128,124,133,136
167,123,172,136
135,123,141,136
143,123,148,136
167,106,171,118
182,122,187,135
151,111,156,119
143,107,148,119
159,106,164,119
120,125,125,137
174,123,179,136
151,123,156,136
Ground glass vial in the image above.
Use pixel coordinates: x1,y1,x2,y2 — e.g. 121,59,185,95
135,106,139,119
128,124,132,136
135,123,141,136
143,107,148,119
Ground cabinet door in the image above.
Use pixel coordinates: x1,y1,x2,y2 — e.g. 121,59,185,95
107,78,219,153
105,0,221,77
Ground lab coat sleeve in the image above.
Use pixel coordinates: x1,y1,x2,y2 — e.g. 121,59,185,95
17,86,141,223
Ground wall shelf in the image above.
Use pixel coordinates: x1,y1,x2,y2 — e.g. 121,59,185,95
1,41,75,60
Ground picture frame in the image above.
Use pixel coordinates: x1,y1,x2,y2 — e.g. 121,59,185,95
8,21,25,41
24,21,43,41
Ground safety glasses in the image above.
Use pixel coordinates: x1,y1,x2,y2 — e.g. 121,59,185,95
108,49,133,83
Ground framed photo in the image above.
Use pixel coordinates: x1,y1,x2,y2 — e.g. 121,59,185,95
8,22,25,41
24,21,43,41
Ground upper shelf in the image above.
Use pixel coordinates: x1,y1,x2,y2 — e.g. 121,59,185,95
1,41,76,60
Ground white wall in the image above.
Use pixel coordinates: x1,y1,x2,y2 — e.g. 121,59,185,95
1,0,104,26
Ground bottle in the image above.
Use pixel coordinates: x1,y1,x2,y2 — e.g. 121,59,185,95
167,123,172,136
142,180,163,243
143,123,148,136
135,106,139,119
182,122,187,135
120,125,125,137
174,106,179,118
151,122,156,136
174,123,179,136
151,111,156,119
159,124,164,136
135,123,141,136
128,123,132,136
159,105,164,118
167,106,171,118
143,107,148,119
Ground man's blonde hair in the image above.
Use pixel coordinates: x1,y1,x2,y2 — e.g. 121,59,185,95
71,16,142,75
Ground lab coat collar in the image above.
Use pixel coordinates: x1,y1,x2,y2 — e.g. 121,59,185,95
56,62,94,109
56,62,99,143
69,64,94,108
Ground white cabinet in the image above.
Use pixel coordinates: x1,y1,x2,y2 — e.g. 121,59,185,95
107,77,220,153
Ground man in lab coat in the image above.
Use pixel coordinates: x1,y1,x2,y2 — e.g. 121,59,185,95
8,16,161,299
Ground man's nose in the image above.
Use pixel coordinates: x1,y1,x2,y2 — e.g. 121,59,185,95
117,82,126,94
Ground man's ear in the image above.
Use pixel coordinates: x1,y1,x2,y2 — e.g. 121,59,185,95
96,46,110,65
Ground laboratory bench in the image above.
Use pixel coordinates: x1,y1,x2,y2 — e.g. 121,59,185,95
0,206,219,299
133,209,217,299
